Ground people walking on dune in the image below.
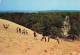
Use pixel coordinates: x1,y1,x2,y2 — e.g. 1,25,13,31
26,30,28,35
61,27,64,37
19,28,21,33
16,27,19,33
3,24,5,28
56,36,60,44
3,24,9,29
41,32,46,42
6,24,9,27
22,29,25,35
33,31,37,40
48,35,51,42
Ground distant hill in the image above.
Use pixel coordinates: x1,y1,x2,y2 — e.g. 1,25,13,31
0,10,80,13
39,10,80,13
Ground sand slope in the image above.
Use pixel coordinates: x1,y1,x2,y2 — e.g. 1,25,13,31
0,18,80,55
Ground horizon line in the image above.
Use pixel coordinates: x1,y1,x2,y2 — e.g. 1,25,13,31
0,10,80,13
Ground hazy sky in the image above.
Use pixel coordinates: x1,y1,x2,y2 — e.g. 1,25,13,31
0,0,80,11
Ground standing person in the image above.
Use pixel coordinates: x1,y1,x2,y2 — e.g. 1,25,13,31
48,35,51,42
69,29,75,41
33,31,37,40
41,32,46,42
72,34,75,41
3,24,9,29
16,27,19,33
3,24,5,28
61,27,64,37
6,24,9,29
19,28,21,33
56,36,60,44
5,24,8,29
26,30,28,35
22,29,25,35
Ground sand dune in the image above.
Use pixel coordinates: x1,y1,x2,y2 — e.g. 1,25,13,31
0,18,80,55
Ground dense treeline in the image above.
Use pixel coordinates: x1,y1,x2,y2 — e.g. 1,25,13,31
0,12,80,38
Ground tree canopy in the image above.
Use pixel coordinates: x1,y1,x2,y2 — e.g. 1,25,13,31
0,12,80,38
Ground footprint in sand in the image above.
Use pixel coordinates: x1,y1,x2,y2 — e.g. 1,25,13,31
50,48,54,51
53,45,57,49
11,44,15,46
10,40,12,42
0,40,3,43
27,48,30,50
14,42,17,44
2,38,5,40
23,49,27,53
44,50,47,53
38,52,41,54
6,45,10,48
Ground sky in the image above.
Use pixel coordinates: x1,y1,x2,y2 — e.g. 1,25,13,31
0,0,1,3
0,0,80,12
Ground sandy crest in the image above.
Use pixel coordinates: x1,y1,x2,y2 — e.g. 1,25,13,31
0,18,80,55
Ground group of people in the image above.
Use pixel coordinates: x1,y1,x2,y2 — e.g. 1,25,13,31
2,23,74,44
3,24,9,29
41,33,59,43
32,26,65,43
41,33,51,42
16,27,28,35
2,24,59,44
33,31,59,43
41,35,51,42
2,23,60,43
